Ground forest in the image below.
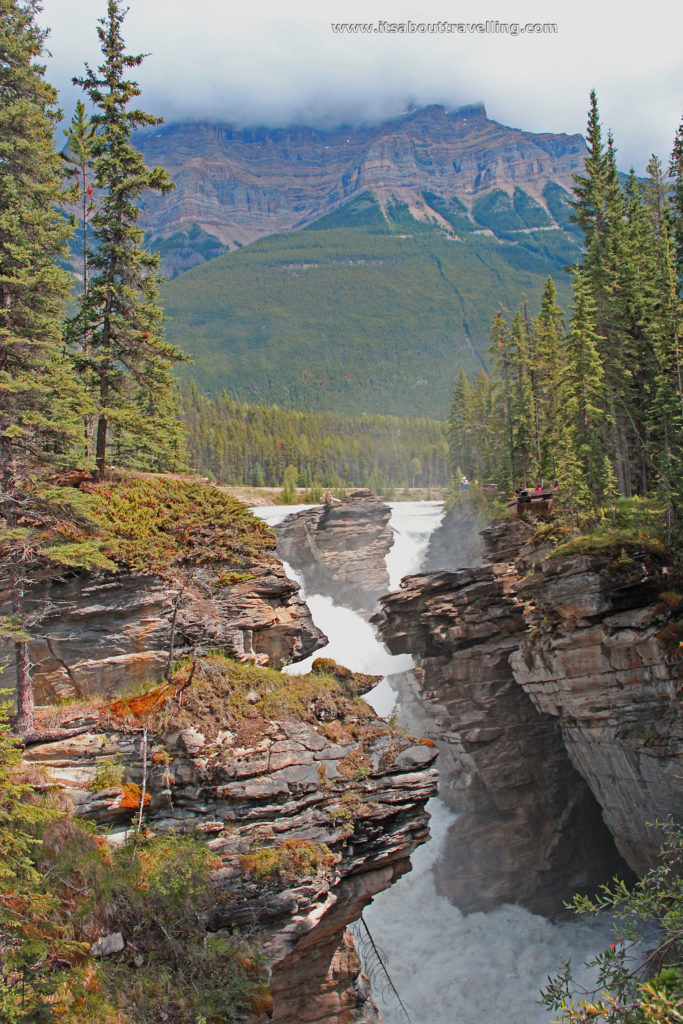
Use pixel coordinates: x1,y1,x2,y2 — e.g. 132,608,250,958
180,382,449,490
447,93,683,541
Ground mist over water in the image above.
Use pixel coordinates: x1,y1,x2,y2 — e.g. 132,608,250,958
253,501,612,1023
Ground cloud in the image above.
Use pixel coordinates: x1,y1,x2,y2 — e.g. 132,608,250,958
39,0,682,171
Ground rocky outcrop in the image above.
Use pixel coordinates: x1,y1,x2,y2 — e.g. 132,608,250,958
511,547,683,875
25,659,438,1024
275,495,393,612
374,517,683,906
372,525,628,916
136,104,586,251
0,556,325,706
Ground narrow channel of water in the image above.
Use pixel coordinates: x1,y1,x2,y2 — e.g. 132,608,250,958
252,501,613,1024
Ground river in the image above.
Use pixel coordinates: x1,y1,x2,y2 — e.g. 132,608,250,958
253,501,612,1024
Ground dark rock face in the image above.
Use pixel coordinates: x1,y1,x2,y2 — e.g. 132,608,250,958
0,557,326,704
135,104,586,250
275,497,393,612
25,694,438,1024
375,517,683,906
372,538,629,916
511,549,683,875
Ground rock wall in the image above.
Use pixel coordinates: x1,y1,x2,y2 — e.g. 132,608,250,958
372,528,628,916
511,546,683,875
275,495,393,612
374,517,683,904
25,665,438,1024
0,556,325,705
421,501,485,573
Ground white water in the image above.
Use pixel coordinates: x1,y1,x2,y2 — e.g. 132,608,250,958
253,501,613,1023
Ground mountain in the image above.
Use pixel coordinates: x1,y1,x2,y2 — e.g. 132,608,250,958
162,201,579,418
132,103,588,418
137,102,586,273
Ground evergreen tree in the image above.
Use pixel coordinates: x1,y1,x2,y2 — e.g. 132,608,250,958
72,0,186,480
63,99,97,459
488,309,516,487
63,99,97,296
670,116,683,283
535,276,566,482
0,0,93,736
562,268,611,510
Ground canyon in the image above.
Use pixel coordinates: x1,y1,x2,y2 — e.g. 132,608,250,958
373,514,683,911
10,486,681,1021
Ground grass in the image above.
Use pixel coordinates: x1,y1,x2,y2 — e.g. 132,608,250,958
241,838,336,882
548,498,669,561
97,654,380,749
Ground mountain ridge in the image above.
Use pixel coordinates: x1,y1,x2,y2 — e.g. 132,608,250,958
136,102,586,259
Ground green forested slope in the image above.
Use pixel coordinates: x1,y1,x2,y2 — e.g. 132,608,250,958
162,196,579,419
181,383,449,487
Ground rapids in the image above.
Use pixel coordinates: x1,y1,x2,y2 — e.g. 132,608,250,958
252,501,613,1024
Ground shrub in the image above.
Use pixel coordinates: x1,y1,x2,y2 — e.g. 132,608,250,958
541,819,683,1024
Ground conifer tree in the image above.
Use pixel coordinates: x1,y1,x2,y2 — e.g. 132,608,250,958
489,310,515,487
535,276,565,482
72,0,186,480
0,0,94,736
509,306,537,487
562,268,611,510
63,99,97,295
670,116,683,283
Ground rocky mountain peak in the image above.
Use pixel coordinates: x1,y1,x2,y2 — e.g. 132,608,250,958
135,103,586,261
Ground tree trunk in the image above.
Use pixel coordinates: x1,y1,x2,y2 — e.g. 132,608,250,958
1,451,36,737
95,411,108,481
13,638,35,738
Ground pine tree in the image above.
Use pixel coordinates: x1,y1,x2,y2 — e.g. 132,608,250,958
535,276,566,483
63,99,97,296
509,305,537,487
669,116,683,283
0,0,93,736
488,310,516,487
72,0,186,480
562,267,611,511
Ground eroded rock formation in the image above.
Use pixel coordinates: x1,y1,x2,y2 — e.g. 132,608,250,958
511,547,683,875
374,517,683,908
372,525,628,915
275,495,393,612
0,557,325,705
25,659,438,1024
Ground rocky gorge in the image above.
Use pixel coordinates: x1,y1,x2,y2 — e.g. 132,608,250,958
8,481,682,1021
274,493,394,613
6,479,438,1023
25,656,437,1024
373,513,683,913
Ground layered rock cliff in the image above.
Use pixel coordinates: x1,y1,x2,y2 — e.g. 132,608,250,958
136,104,586,251
373,516,682,909
24,656,438,1024
0,477,325,704
373,520,629,916
510,544,683,875
275,494,393,613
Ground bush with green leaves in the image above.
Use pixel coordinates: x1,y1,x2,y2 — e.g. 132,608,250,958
541,819,683,1024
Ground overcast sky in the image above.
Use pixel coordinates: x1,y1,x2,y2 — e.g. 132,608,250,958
38,0,682,172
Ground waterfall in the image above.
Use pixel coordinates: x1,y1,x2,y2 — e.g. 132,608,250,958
253,501,612,1023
